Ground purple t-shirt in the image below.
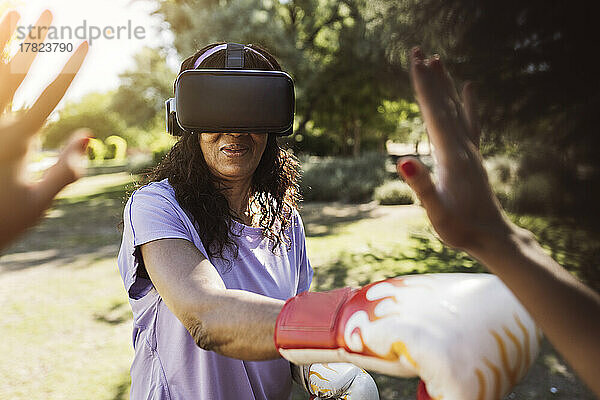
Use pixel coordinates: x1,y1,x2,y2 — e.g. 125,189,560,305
117,179,313,400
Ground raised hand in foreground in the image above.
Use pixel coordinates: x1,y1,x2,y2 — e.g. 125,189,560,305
396,48,600,396
0,10,90,249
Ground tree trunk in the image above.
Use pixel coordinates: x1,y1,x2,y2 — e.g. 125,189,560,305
342,124,349,156
352,119,361,157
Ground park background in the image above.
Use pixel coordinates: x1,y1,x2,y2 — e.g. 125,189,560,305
0,0,598,398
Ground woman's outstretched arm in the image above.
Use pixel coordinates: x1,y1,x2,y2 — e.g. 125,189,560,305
141,238,283,360
397,48,600,396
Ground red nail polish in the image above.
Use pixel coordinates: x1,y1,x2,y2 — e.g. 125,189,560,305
400,160,417,177
417,380,433,400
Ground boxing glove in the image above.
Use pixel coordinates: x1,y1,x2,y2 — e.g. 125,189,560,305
275,273,542,400
292,362,380,399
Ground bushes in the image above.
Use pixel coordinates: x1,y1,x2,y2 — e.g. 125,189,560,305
485,155,518,209
86,138,107,161
374,180,415,205
86,136,128,162
41,92,126,149
484,155,565,215
104,136,128,161
300,152,387,203
297,152,564,212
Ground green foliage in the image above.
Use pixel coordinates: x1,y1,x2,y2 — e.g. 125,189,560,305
87,138,107,162
104,136,128,161
300,152,387,202
373,180,414,205
510,173,557,214
484,155,566,215
124,116,177,174
110,47,177,131
42,92,125,149
485,155,518,208
379,0,600,221
43,47,176,154
378,100,422,143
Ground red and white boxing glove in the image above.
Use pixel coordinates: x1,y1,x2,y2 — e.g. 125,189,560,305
292,362,380,399
275,273,542,400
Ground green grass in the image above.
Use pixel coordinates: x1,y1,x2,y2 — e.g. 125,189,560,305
0,258,132,399
0,173,595,399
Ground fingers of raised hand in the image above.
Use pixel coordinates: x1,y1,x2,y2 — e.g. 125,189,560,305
31,129,90,206
0,10,53,112
0,10,20,55
409,48,471,155
19,41,88,135
0,10,20,111
57,128,91,175
461,81,481,147
397,157,445,220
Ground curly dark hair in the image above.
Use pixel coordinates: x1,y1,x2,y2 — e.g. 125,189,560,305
142,43,301,264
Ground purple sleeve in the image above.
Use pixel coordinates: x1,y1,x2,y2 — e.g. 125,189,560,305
119,184,208,299
128,188,191,247
295,212,313,294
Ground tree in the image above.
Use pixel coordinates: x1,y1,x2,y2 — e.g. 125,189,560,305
42,92,125,149
376,0,599,221
110,47,177,130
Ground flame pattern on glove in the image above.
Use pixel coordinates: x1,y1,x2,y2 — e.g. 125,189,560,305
337,274,541,400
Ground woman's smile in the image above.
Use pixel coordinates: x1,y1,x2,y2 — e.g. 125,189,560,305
199,132,268,181
220,142,250,157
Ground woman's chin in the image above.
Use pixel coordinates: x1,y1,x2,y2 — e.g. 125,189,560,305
216,167,255,182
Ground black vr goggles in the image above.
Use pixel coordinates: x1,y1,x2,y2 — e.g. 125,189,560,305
165,43,295,136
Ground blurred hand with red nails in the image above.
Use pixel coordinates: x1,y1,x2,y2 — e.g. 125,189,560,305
0,10,90,249
397,48,507,254
397,47,600,397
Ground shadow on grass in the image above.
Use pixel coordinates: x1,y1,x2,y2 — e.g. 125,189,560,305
301,202,379,238
312,232,485,292
0,244,119,274
0,181,133,274
94,299,132,325
399,233,486,274
111,371,131,400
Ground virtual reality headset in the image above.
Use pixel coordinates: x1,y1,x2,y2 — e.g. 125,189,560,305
165,43,295,136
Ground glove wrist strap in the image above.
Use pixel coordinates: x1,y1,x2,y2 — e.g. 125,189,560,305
275,287,355,351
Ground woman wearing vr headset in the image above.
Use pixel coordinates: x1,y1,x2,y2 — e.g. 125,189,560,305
117,43,379,400
117,43,600,400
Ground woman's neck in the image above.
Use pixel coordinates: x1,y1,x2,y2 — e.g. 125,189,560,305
221,178,254,225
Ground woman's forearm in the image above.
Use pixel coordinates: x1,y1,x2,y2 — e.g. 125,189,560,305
185,287,284,361
140,239,285,361
469,223,600,396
